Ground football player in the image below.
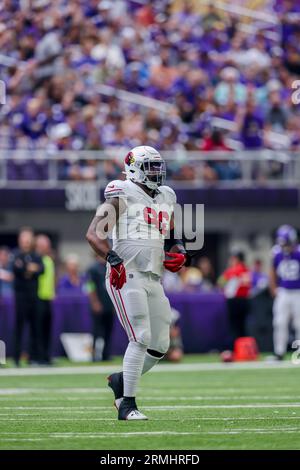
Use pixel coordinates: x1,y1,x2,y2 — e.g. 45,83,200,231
270,225,300,360
86,146,188,420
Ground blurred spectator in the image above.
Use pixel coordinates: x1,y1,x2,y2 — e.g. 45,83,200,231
201,129,231,152
13,227,44,366
218,251,251,348
36,235,55,365
164,256,216,293
244,34,271,71
20,98,48,143
214,67,247,107
0,246,14,297
248,259,273,352
179,256,217,292
265,90,289,133
250,258,269,298
86,256,114,361
162,270,184,292
180,266,203,291
57,254,85,293
237,96,264,150
197,256,216,291
166,308,184,362
201,129,240,181
202,3,222,31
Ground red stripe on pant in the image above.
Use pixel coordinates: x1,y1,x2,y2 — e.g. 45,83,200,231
109,283,129,337
117,288,137,342
109,283,136,341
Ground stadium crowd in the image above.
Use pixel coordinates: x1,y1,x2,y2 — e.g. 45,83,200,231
1,0,300,181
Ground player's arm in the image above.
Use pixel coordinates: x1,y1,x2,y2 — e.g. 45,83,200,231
163,212,187,273
86,197,127,289
269,266,277,298
86,197,125,259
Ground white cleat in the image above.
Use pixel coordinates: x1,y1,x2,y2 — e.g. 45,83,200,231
125,409,148,421
118,397,148,420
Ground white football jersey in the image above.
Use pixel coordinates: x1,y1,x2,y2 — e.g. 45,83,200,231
100,179,176,276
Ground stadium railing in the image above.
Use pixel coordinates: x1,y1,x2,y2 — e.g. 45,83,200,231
0,149,300,189
200,0,278,24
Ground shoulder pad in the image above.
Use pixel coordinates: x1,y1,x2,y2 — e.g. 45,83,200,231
104,180,127,199
272,245,281,257
159,185,176,204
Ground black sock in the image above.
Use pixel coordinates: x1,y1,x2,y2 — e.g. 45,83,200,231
122,396,137,407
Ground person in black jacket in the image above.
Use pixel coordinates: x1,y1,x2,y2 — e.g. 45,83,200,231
13,227,44,366
86,256,114,361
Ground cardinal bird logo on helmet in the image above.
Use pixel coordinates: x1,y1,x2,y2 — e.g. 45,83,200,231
125,152,135,165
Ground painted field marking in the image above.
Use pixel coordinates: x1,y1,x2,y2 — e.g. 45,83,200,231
1,428,300,441
0,390,299,403
0,416,300,422
1,404,300,410
0,394,299,402
0,387,297,400
1,427,299,435
0,360,299,377
0,388,109,395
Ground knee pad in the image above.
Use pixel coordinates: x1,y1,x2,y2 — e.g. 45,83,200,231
160,338,170,355
147,348,165,359
151,336,170,356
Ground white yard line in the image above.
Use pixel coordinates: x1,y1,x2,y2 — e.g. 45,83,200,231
1,427,299,435
1,428,300,441
0,360,299,377
144,404,300,410
1,404,300,410
0,387,296,398
0,416,299,422
0,388,108,395
0,395,300,402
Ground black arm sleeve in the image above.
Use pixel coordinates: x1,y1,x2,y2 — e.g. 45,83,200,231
164,228,186,254
165,231,203,266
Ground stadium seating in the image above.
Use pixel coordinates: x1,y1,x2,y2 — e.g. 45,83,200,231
1,0,300,184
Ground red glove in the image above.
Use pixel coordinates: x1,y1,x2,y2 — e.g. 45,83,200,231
110,263,126,289
106,250,127,289
163,252,186,273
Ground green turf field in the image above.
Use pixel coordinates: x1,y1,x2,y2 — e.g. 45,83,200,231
0,357,300,450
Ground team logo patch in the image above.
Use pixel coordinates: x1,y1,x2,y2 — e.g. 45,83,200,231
125,152,135,165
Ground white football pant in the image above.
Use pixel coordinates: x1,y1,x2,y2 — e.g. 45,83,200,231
106,271,172,353
273,288,300,356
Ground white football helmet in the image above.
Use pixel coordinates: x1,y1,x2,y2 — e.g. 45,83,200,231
124,146,166,190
